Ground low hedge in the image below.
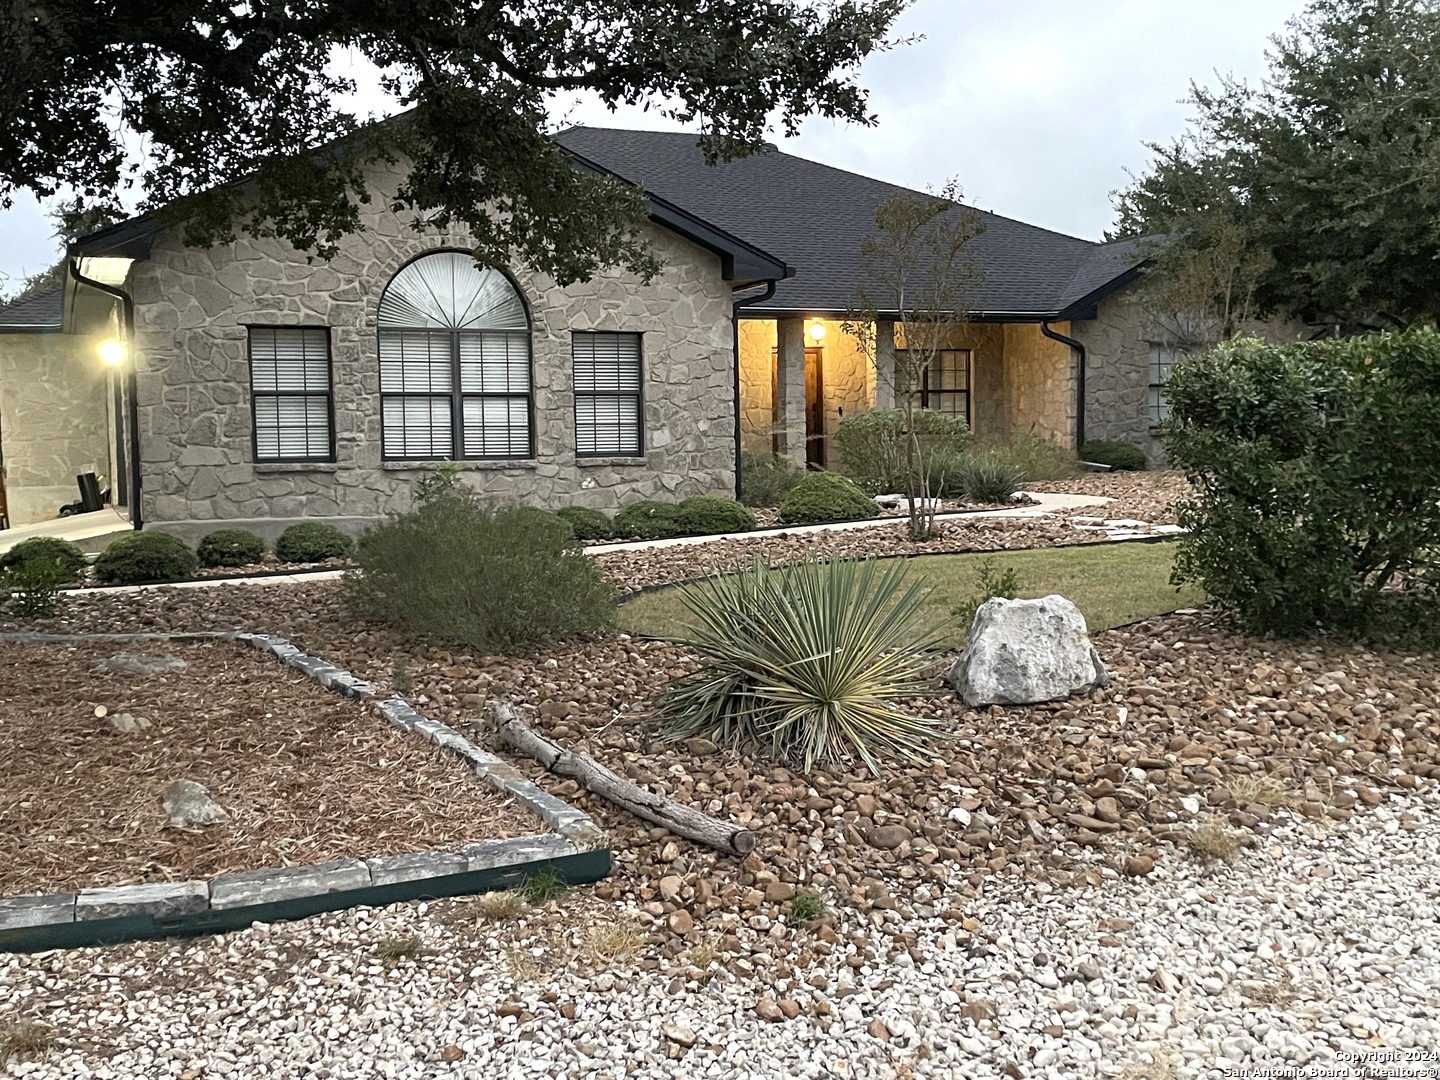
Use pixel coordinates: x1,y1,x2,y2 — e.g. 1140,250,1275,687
1080,439,1148,472
555,506,616,541
676,496,756,536
275,522,353,563
0,536,88,582
613,500,685,540
196,528,266,568
94,532,198,584
778,472,879,525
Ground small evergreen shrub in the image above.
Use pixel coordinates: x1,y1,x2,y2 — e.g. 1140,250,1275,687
613,500,685,540
0,559,68,618
951,557,1021,636
344,474,613,653
973,430,1080,481
655,558,951,775
196,528,266,568
778,472,879,525
739,451,804,507
1080,439,1149,471
554,506,616,542
1166,329,1440,639
676,495,756,536
956,454,1027,504
834,408,973,494
94,532,198,584
275,522,353,563
0,536,87,583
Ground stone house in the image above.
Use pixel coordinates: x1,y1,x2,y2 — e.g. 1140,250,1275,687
6,127,1215,540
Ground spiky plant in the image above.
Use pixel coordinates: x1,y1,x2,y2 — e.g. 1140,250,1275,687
654,557,951,775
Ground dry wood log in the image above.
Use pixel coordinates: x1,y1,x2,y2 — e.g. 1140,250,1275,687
492,701,757,857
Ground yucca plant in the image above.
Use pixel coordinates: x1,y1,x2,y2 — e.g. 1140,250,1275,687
654,557,952,775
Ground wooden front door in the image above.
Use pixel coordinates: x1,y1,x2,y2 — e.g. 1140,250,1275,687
804,346,825,468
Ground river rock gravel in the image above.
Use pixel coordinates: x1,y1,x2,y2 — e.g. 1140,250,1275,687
2,788,1436,1079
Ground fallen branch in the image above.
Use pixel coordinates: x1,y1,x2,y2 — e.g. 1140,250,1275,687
492,701,757,857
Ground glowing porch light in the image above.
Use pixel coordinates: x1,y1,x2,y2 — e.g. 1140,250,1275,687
98,340,126,367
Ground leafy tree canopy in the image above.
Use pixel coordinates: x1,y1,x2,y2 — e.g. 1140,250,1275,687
1112,0,1440,331
1,0,908,283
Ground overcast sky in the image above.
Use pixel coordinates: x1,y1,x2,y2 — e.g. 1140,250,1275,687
0,0,1302,294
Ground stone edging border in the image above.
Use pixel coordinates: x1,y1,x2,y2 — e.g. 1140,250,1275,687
0,631,608,953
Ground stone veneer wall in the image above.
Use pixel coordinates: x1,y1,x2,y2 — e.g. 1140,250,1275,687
814,318,870,466
893,322,1006,441
0,333,112,525
737,318,778,455
1002,322,1075,448
127,161,739,544
1071,292,1306,466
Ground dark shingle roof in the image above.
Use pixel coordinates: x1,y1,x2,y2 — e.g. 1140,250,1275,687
0,286,63,330
556,127,1149,319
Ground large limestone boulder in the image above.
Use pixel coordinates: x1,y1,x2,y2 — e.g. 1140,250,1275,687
949,595,1108,707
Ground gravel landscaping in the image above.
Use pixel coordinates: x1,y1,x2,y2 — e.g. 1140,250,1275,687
1036,472,1191,526
3,488,1437,1078
0,639,534,896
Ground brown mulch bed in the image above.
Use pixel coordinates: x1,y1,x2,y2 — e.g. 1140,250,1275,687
0,638,535,896
1033,470,1192,525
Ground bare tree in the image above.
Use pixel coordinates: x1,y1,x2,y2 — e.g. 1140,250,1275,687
843,180,983,540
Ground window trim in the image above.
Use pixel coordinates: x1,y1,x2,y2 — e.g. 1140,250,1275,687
900,347,972,426
247,324,336,464
572,331,646,458
375,252,536,462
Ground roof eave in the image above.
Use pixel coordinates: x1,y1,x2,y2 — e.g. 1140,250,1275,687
1055,263,1148,322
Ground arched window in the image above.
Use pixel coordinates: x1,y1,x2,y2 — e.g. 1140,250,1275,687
377,251,532,459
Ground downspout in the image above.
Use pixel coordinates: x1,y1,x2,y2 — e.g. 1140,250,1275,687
1041,320,1086,452
731,281,777,500
68,260,142,530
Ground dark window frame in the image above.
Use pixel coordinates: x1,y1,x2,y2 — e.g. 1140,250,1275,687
1148,342,1185,427
901,347,972,426
572,331,646,458
247,325,336,463
378,327,535,461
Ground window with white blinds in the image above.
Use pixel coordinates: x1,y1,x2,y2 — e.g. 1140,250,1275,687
249,327,334,461
376,252,533,459
573,332,643,457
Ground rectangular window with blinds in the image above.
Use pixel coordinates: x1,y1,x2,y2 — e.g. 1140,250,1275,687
573,332,644,457
378,329,533,459
249,326,334,462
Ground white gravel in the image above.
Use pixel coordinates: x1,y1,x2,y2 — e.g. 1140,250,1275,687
4,788,1439,1080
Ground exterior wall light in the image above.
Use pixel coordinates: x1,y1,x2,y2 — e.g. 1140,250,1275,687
98,340,126,367
807,322,826,343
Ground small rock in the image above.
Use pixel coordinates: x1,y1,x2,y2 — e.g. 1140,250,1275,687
659,875,684,902
1124,855,1155,877
755,998,785,1022
441,1046,464,1063
868,824,912,850
667,910,694,936
92,653,188,676
108,712,152,734
161,779,228,828
867,1018,891,1041
662,1024,697,1048
778,999,801,1020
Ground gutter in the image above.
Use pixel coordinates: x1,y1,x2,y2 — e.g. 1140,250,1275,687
67,260,142,530
730,281,778,500
1041,321,1087,452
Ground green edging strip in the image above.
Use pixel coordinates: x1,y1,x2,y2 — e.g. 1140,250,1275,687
0,850,609,954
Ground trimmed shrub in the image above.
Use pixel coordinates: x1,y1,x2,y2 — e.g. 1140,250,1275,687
613,500,685,540
275,522,353,563
196,528,266,568
955,453,1027,504
738,452,804,508
1081,439,1149,472
654,558,951,774
1166,330,1440,640
0,536,88,583
344,486,613,653
834,408,973,494
676,495,756,536
554,506,616,542
94,532,198,585
778,472,880,525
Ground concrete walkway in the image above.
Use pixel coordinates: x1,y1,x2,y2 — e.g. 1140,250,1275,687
0,508,132,556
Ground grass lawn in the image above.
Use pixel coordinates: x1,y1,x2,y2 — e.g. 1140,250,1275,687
615,540,1206,646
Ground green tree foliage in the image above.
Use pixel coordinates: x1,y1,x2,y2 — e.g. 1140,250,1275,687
1,0,908,279
1165,329,1440,639
1113,0,1440,331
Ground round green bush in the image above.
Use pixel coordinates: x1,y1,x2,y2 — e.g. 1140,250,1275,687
196,528,266,568
94,532,199,584
1081,439,1149,472
501,505,575,541
554,506,616,541
0,536,88,582
676,495,756,536
275,522,354,563
778,472,880,525
613,500,685,540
